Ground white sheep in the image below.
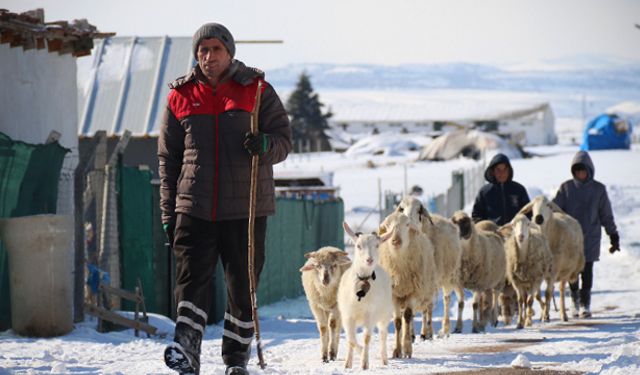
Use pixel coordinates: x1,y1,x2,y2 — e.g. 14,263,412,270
300,246,352,362
378,212,438,358
518,195,585,322
337,222,393,370
451,211,506,333
395,196,464,337
499,214,554,328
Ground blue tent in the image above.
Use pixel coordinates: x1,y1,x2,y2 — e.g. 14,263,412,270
581,114,632,151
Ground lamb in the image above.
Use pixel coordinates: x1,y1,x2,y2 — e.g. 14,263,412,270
300,246,352,362
499,214,554,328
450,211,506,333
395,196,464,337
337,222,393,370
378,211,438,358
518,195,585,322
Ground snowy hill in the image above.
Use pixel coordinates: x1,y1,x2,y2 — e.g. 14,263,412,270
269,61,640,122
268,60,640,94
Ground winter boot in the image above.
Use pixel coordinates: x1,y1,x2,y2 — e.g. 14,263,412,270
225,365,249,375
579,289,591,318
570,289,580,318
164,323,202,375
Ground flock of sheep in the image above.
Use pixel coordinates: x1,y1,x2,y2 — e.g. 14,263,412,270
299,195,585,370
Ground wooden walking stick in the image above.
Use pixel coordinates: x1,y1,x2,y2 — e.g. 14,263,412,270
248,80,266,369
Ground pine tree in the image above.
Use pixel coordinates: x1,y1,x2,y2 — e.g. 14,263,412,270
285,72,333,152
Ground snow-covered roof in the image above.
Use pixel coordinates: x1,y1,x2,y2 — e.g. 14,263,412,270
319,89,551,124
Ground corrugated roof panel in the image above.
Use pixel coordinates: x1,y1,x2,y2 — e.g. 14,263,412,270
147,37,194,136
83,37,131,136
77,40,102,133
117,37,163,136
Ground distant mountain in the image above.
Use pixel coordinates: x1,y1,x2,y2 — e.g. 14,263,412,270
267,60,640,94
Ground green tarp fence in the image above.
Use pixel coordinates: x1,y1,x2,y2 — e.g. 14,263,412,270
0,132,69,330
118,164,344,323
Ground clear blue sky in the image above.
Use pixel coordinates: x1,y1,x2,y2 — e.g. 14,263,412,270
5,0,640,69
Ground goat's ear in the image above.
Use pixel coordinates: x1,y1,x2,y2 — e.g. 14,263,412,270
303,251,316,259
299,258,316,272
498,224,513,239
518,201,534,215
547,201,565,214
343,221,358,242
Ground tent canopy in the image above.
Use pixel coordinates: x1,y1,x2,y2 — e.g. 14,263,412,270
581,114,632,151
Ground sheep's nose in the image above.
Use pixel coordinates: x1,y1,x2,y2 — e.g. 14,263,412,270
535,215,544,225
322,274,330,285
366,257,373,265
392,237,402,246
518,235,525,243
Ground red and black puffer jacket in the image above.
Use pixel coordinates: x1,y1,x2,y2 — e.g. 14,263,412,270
158,61,292,225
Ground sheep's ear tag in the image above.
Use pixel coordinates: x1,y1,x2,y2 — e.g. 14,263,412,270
379,226,387,235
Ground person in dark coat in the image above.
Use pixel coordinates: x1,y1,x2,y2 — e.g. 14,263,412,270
159,23,292,375
471,153,530,226
553,150,619,318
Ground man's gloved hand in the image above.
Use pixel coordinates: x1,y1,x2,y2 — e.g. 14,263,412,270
609,233,620,254
163,221,175,247
243,132,269,156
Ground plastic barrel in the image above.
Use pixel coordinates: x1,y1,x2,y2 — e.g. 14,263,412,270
0,214,73,337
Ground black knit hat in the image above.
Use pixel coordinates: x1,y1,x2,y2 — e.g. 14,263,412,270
192,23,235,59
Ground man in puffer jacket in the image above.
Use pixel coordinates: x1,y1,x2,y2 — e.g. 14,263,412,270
159,23,292,375
553,151,619,318
472,153,530,225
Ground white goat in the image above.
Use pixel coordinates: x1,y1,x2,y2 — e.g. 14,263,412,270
499,214,554,328
378,212,438,358
451,211,506,333
518,195,585,322
395,196,464,337
337,222,393,370
300,246,352,362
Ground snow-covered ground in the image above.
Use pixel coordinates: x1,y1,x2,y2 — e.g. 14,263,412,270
2,139,640,374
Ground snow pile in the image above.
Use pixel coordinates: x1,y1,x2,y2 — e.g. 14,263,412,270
510,353,532,369
344,132,432,157
418,129,522,161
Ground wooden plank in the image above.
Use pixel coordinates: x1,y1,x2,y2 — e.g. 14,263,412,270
84,304,157,335
100,284,140,303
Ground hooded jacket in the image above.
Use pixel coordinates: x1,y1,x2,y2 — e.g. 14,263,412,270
158,60,292,225
553,151,617,262
471,153,530,226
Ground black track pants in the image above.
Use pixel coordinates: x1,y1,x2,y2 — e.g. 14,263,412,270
172,213,266,367
569,261,594,293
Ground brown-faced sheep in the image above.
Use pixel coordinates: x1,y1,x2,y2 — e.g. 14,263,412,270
451,211,506,333
300,246,351,362
499,214,554,328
